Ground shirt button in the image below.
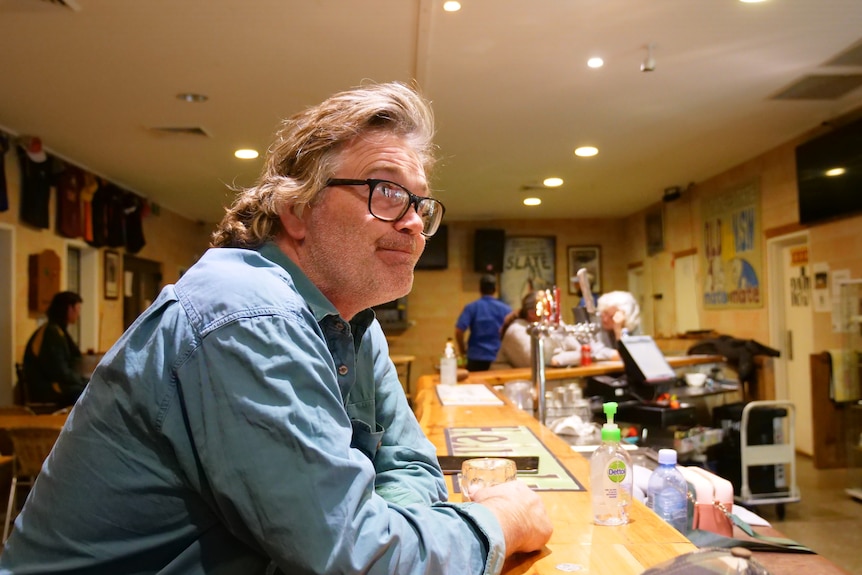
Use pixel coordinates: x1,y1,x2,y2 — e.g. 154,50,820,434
338,365,349,376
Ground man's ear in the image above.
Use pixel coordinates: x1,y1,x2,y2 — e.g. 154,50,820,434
279,204,307,241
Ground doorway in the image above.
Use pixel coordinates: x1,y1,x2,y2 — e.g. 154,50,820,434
64,241,99,353
122,255,162,330
674,253,701,334
628,265,647,333
767,231,814,455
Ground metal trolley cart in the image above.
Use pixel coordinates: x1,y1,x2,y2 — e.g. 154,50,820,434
736,400,801,519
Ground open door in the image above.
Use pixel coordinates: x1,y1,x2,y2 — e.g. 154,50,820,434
122,255,162,330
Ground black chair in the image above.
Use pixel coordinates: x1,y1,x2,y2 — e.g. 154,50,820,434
14,363,61,415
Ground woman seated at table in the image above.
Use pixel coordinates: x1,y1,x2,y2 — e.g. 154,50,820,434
497,292,582,368
22,291,88,407
591,290,641,361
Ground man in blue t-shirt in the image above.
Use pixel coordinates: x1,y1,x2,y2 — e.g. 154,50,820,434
455,274,513,371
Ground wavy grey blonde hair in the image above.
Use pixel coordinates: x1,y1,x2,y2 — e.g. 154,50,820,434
597,290,641,333
211,82,436,248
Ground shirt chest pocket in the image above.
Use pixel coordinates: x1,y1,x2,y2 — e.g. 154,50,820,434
350,419,385,461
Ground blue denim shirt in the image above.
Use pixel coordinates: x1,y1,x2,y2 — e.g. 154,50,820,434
0,244,505,574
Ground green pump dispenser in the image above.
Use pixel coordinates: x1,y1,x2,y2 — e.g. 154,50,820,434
601,401,621,443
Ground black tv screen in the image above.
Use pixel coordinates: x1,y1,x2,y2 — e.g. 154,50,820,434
415,224,448,270
796,115,862,225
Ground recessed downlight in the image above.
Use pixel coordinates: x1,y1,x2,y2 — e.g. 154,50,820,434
176,92,208,103
443,1,461,11
574,146,598,157
825,167,846,177
543,177,563,187
235,149,259,159
587,57,604,69
523,197,542,206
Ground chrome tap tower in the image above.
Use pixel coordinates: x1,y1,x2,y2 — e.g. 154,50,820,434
527,268,600,425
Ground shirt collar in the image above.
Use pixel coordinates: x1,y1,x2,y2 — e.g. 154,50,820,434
257,242,375,335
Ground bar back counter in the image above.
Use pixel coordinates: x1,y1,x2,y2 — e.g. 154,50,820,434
412,357,852,575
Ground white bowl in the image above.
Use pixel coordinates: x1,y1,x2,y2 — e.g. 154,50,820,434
685,372,707,387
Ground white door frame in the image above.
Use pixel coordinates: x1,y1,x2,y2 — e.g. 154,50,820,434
767,230,809,400
64,240,100,353
0,223,15,404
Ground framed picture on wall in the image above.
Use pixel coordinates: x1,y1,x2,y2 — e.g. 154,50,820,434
499,236,556,310
104,250,120,300
567,246,601,296
646,206,664,256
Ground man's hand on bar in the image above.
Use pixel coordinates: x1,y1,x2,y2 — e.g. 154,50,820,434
469,480,553,556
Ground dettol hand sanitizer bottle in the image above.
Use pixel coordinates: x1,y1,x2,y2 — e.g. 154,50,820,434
590,401,633,525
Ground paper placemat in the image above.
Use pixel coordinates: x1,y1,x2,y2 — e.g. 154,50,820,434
445,425,584,491
436,384,504,406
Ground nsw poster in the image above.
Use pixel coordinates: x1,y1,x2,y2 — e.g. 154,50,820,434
701,181,763,309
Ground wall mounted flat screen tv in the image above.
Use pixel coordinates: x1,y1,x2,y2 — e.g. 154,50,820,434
415,224,448,270
796,115,862,226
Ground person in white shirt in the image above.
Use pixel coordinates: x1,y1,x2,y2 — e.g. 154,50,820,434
498,292,582,368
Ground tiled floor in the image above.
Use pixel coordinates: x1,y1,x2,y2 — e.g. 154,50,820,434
748,454,862,575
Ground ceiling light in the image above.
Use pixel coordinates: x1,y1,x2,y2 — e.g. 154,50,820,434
176,92,208,103
587,57,604,69
739,0,767,3
234,149,259,159
543,177,563,187
443,1,461,11
825,167,845,177
574,146,598,157
523,197,541,206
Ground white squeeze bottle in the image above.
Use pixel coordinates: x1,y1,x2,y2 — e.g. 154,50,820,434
439,338,458,385
590,401,633,525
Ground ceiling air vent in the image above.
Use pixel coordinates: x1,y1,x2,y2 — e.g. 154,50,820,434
148,126,211,138
771,74,862,101
42,0,80,9
0,0,81,11
824,37,862,67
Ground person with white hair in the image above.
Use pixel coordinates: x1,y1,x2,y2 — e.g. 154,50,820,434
591,290,641,361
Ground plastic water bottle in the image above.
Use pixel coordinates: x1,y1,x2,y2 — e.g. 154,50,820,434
439,339,458,385
647,449,688,533
590,402,632,525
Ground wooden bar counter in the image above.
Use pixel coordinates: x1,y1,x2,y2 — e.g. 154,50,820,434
413,357,853,575
463,354,724,386
414,368,696,574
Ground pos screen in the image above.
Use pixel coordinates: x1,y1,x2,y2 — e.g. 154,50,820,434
618,335,677,386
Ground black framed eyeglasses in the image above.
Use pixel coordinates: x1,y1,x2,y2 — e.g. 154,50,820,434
324,178,446,237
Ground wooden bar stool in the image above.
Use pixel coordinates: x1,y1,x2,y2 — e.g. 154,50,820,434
3,427,61,542
390,355,416,400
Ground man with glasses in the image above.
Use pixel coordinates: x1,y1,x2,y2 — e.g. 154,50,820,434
1,82,551,574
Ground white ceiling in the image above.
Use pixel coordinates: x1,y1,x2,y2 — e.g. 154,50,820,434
2,0,862,225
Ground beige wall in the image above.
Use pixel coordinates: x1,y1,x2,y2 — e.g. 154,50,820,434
2,150,211,362
392,115,862,392
7,112,862,395
388,218,631,392
623,127,862,351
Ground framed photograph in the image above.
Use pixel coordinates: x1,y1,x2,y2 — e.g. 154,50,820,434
567,246,601,296
104,250,120,300
646,206,664,256
499,236,556,310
